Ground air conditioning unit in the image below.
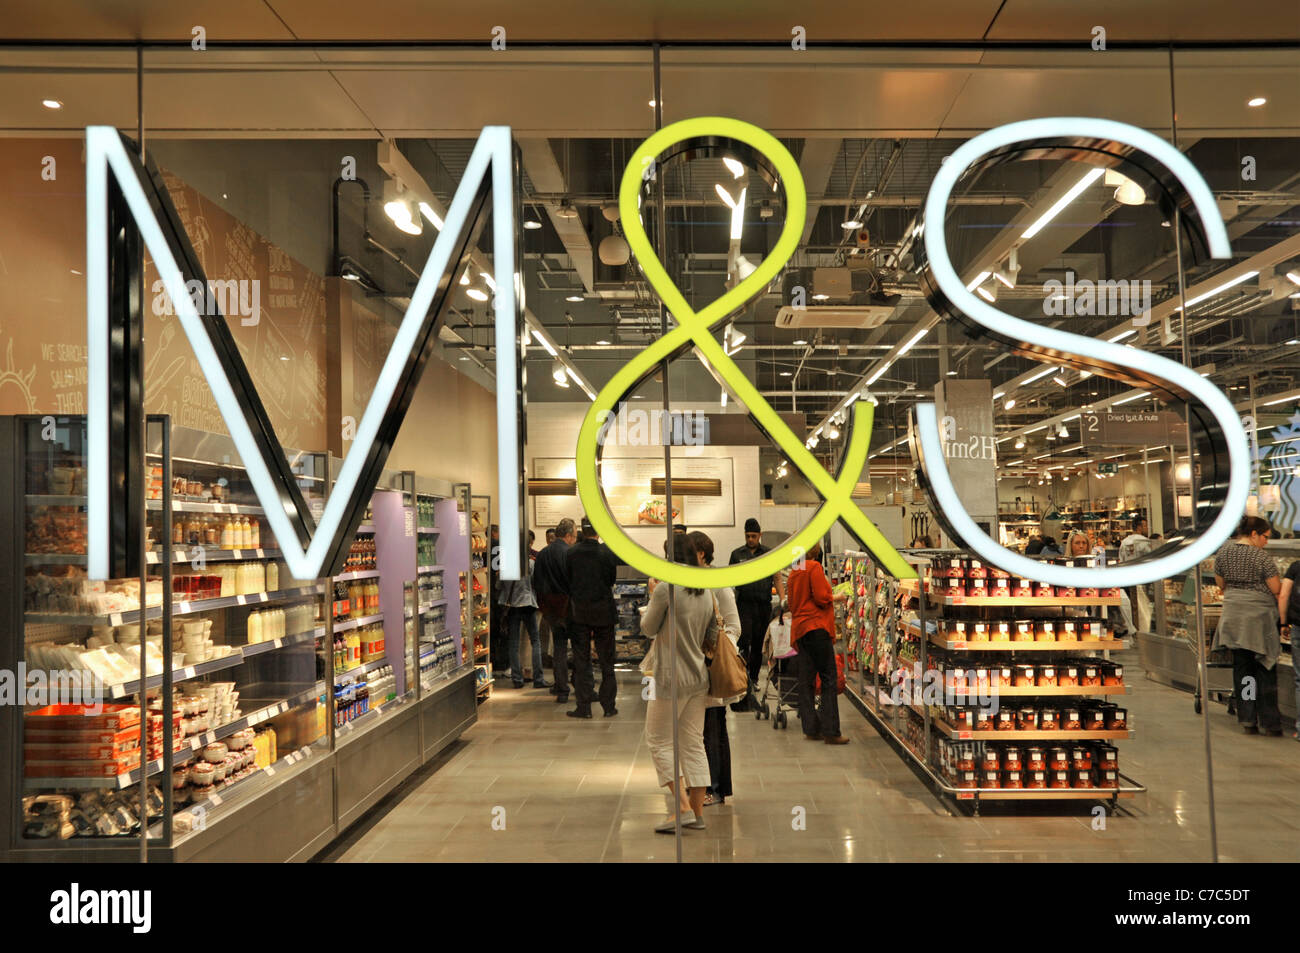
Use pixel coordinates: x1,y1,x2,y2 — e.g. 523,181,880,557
776,267,900,328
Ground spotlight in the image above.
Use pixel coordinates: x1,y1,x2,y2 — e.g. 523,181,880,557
827,426,840,440
1248,96,1267,107
523,219,543,230
1004,398,1016,410
552,360,569,388
1014,437,1025,450
382,180,422,236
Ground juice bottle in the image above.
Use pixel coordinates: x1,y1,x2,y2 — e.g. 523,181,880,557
248,610,263,644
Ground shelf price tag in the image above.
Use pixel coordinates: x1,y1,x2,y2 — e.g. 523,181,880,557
182,667,196,679
264,766,275,777
236,595,247,606
208,792,222,806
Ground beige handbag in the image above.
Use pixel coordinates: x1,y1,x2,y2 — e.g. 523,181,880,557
707,594,748,699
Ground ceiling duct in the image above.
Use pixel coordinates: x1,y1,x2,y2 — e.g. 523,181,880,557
776,267,901,329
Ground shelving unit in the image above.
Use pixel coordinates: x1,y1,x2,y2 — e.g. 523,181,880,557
613,573,649,663
468,493,492,699
846,549,1145,814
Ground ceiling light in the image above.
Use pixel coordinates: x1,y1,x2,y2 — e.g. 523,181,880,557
1052,376,1068,387
342,271,360,282
279,355,290,361
1014,437,1026,449
1046,430,1056,441
648,99,657,107
418,202,444,230
465,286,489,302
1021,167,1105,240
523,219,542,230
1179,270,1258,309
722,157,745,179
1108,329,1137,343
1285,271,1300,287
993,268,1017,289
1161,220,1171,228
1114,178,1146,206
552,360,569,387
806,436,819,449
1061,474,1069,482
811,293,830,301
992,391,1005,400
596,339,610,345
459,267,470,286
897,328,929,356
976,284,997,303
565,294,583,302
965,271,990,291
841,219,864,230
42,99,62,110
1261,391,1300,407
1248,96,1267,107
382,181,422,236
479,271,497,292
1023,367,1058,385
865,361,893,387
946,370,958,376
1004,398,1016,410
792,338,808,346
1112,391,1150,406
826,426,840,440
1058,423,1069,438
779,371,792,377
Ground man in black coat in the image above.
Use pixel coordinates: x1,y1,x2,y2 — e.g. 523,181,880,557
533,518,576,704
728,518,782,711
564,517,623,718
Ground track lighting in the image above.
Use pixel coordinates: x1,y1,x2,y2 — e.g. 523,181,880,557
382,180,422,236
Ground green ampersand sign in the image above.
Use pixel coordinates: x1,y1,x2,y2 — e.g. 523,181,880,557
574,117,915,587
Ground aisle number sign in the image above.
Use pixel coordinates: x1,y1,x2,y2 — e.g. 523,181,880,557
86,116,1248,590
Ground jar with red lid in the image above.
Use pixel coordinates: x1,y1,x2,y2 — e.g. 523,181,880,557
1049,769,1071,789
1098,769,1120,789
1072,768,1094,789
979,769,1001,789
1026,770,1047,789
1096,744,1118,770
1017,707,1039,731
1070,746,1093,771
955,744,977,772
1002,745,1023,771
1039,709,1060,731
1081,664,1102,687
1035,620,1056,642
1103,663,1125,687
992,622,1012,642
957,769,978,789
1059,665,1079,687
1037,665,1058,687
1062,707,1082,730
1013,664,1035,687
982,748,1002,771
1003,770,1024,789
996,710,1016,731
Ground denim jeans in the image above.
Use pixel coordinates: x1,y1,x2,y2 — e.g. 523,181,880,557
1232,648,1281,732
507,606,544,686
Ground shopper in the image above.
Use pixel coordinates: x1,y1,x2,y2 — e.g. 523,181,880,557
1025,536,1045,555
538,528,559,669
564,517,622,718
533,518,576,704
641,532,723,832
1279,556,1300,739
499,542,549,690
1066,531,1092,558
1120,519,1154,631
1213,516,1285,736
1038,535,1062,557
788,541,850,744
728,518,782,712
688,531,741,807
528,529,540,560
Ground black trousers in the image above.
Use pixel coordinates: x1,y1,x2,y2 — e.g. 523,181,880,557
549,620,571,697
736,599,772,691
796,629,840,738
1232,648,1282,731
703,705,732,798
570,621,617,714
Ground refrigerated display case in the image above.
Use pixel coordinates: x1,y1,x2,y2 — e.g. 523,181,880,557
1,416,477,861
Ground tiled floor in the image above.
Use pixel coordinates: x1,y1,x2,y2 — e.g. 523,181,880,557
324,650,1299,862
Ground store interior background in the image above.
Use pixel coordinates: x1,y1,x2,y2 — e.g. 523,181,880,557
2,0,1299,861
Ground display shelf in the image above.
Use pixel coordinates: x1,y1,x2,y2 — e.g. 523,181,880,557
950,787,1136,801
417,527,439,536
333,613,383,632
923,595,1121,607
185,684,323,751
146,499,265,515
24,552,86,565
929,718,1134,741
25,493,87,506
421,599,448,612
161,745,321,835
24,583,326,626
240,627,324,658
145,547,282,564
417,565,444,574
106,650,246,698
474,607,490,617
924,628,1130,653
335,657,390,683
335,569,380,581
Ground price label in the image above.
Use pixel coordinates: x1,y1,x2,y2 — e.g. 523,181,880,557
182,667,196,679
300,746,312,758
208,792,222,806
236,595,247,606
178,603,191,614
953,641,967,650
949,593,965,605
957,730,972,740
264,766,275,777
957,792,974,800
256,549,265,557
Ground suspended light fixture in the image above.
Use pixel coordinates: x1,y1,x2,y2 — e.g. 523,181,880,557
1106,169,1146,206
382,180,422,236
826,425,840,440
1004,398,1016,410
552,360,569,388
722,157,745,179
522,219,543,230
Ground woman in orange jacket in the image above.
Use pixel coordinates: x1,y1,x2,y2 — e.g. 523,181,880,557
787,541,850,744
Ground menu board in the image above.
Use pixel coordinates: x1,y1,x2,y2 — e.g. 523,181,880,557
533,456,734,529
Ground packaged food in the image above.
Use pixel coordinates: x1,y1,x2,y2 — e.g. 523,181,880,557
1098,769,1120,789
1012,578,1035,597
1017,707,1039,731
967,578,988,595
1049,769,1071,789
989,567,1011,579
1072,768,1094,788
974,708,996,732
1003,770,1024,789
1013,665,1035,687
967,560,988,579
969,623,989,642
973,668,992,691
1014,621,1035,642
950,708,975,730
938,578,964,597
982,748,1002,771
998,665,1014,687
1058,621,1078,642
1025,746,1046,770
957,769,978,789
1002,745,1022,771
1078,587,1100,597
980,770,1001,789
1062,707,1082,730
1103,664,1124,687
1039,709,1059,730
1059,665,1079,687
1034,583,1054,598
1097,744,1118,770
989,577,1011,596
1026,770,1047,789
992,622,1012,642
932,556,965,578
1106,708,1127,731
1037,665,1058,687
1035,620,1055,642
1071,746,1093,771
1055,586,1077,598
1081,664,1102,687
996,710,1016,731
955,744,977,772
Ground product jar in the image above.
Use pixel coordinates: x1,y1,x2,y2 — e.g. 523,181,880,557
1098,769,1120,790
1072,768,1094,789
1103,664,1125,687
1002,745,1022,771
1059,665,1079,687
955,744,977,772
996,710,1016,731
1049,769,1071,789
1070,746,1093,771
974,708,996,732
1037,665,1058,687
1014,621,1035,642
982,748,1001,771
1026,770,1048,790
1097,745,1118,770
969,623,989,642
992,622,1012,642
1013,664,1036,687
1003,770,1024,789
1034,621,1056,642
1039,709,1059,730
1106,708,1128,731
1081,665,1102,688
1017,707,1039,731
1061,707,1082,731
980,770,1001,789
998,666,1014,688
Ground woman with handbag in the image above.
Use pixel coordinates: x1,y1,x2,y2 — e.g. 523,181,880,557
787,540,850,744
640,531,742,833
681,531,743,807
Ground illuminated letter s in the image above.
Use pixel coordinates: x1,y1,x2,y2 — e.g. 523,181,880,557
911,117,1248,587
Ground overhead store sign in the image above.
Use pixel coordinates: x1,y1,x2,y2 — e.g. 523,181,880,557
577,116,1246,590
85,125,526,582
1080,409,1189,446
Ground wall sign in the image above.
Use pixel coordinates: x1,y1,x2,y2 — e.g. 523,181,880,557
1080,410,1189,447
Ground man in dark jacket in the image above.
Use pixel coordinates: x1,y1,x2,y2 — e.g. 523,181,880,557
533,518,576,704
564,517,623,718
728,518,782,711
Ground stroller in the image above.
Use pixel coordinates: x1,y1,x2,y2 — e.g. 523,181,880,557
756,615,799,729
